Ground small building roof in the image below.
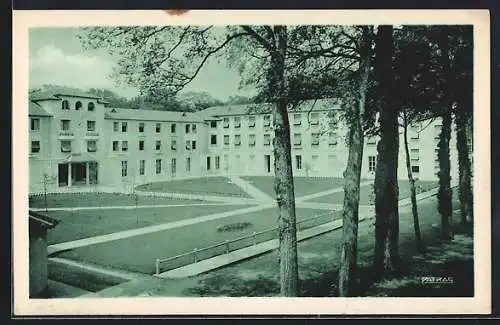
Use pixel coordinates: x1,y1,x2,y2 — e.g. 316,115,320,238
29,101,52,117
104,107,205,123
29,210,59,229
198,98,342,119
30,90,103,102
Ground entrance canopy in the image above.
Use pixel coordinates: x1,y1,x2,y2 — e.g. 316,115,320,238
63,153,98,163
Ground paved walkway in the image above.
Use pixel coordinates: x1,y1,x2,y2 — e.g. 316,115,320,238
30,202,246,212
133,189,257,204
47,203,274,255
229,176,275,202
295,180,373,202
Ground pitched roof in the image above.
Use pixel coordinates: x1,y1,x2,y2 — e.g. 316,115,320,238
29,210,60,229
29,101,52,117
198,98,342,119
104,107,205,123
30,90,103,102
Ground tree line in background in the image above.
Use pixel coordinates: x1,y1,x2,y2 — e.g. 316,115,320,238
77,24,473,297
29,85,257,112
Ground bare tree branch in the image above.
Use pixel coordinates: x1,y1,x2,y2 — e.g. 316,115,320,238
241,25,275,52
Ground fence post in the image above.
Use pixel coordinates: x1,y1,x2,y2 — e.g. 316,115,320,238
252,232,257,245
193,248,198,263
155,258,160,275
225,240,230,254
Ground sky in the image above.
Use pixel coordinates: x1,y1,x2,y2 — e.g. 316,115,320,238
28,27,256,102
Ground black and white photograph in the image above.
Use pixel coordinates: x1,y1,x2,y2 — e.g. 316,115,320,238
13,10,491,315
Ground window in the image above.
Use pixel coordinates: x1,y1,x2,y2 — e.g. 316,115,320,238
263,115,271,127
87,140,97,152
75,101,82,110
30,118,40,132
435,149,439,162
215,156,220,169
139,160,145,175
185,140,191,150
293,133,302,146
122,122,128,132
156,123,161,133
367,137,377,145
185,124,190,134
206,156,211,170
311,133,320,145
224,135,230,146
211,134,217,145
223,117,230,128
234,134,241,146
156,140,161,151
210,121,217,128
121,161,128,177
191,140,196,150
310,112,319,125
139,123,145,133
31,141,40,153
156,159,162,174
192,124,197,133
296,155,302,170
249,134,256,146
171,158,177,173
328,132,338,146
234,116,241,128
139,140,145,151
171,139,177,151
113,122,119,132
411,148,420,161
410,126,420,139
60,140,71,153
112,141,119,151
88,102,95,111
368,156,376,172
171,124,177,133
61,100,69,110
412,165,420,173
248,116,256,127
434,124,442,139
293,113,302,126
264,134,271,146
186,157,191,172
87,120,96,131
122,141,128,152
61,120,70,131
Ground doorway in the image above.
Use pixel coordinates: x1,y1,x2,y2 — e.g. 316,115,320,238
264,155,271,173
58,163,68,187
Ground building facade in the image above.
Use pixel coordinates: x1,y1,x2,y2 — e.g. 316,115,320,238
28,92,460,193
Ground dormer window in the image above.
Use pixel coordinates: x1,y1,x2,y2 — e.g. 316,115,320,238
75,101,82,110
88,102,95,111
61,100,69,110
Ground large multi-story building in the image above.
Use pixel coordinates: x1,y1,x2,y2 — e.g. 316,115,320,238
28,91,460,193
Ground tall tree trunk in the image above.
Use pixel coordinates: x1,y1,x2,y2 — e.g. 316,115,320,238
338,27,371,297
455,104,473,225
402,115,424,252
269,26,299,297
437,34,454,241
373,25,402,278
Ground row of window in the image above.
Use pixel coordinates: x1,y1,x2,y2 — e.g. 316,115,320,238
113,121,197,134
30,140,98,154
121,157,190,177
212,113,322,130
112,139,197,152
209,132,338,147
61,100,95,111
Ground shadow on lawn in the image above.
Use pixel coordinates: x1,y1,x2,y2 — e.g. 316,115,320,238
184,223,474,298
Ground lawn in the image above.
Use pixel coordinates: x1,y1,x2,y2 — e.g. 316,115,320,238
29,193,208,209
47,204,249,245
308,180,439,205
152,189,466,297
135,177,252,198
241,176,347,198
56,207,340,274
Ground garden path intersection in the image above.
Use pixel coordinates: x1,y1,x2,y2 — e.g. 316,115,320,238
44,176,440,256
